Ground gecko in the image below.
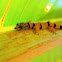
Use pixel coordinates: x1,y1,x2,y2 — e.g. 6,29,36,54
14,21,62,34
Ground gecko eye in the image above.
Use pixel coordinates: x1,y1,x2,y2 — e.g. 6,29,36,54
18,26,22,29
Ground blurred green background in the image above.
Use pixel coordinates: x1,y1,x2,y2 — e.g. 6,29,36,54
0,0,62,27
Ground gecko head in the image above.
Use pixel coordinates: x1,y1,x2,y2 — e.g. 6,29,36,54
14,23,30,31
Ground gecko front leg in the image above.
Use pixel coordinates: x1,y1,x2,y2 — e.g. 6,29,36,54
33,26,40,35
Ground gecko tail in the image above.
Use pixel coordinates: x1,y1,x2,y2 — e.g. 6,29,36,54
60,25,62,29
54,24,62,29
47,21,62,29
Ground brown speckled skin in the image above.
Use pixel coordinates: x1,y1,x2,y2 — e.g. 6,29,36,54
28,21,61,34
15,21,62,34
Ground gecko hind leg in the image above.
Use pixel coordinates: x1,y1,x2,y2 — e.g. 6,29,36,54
48,26,56,34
